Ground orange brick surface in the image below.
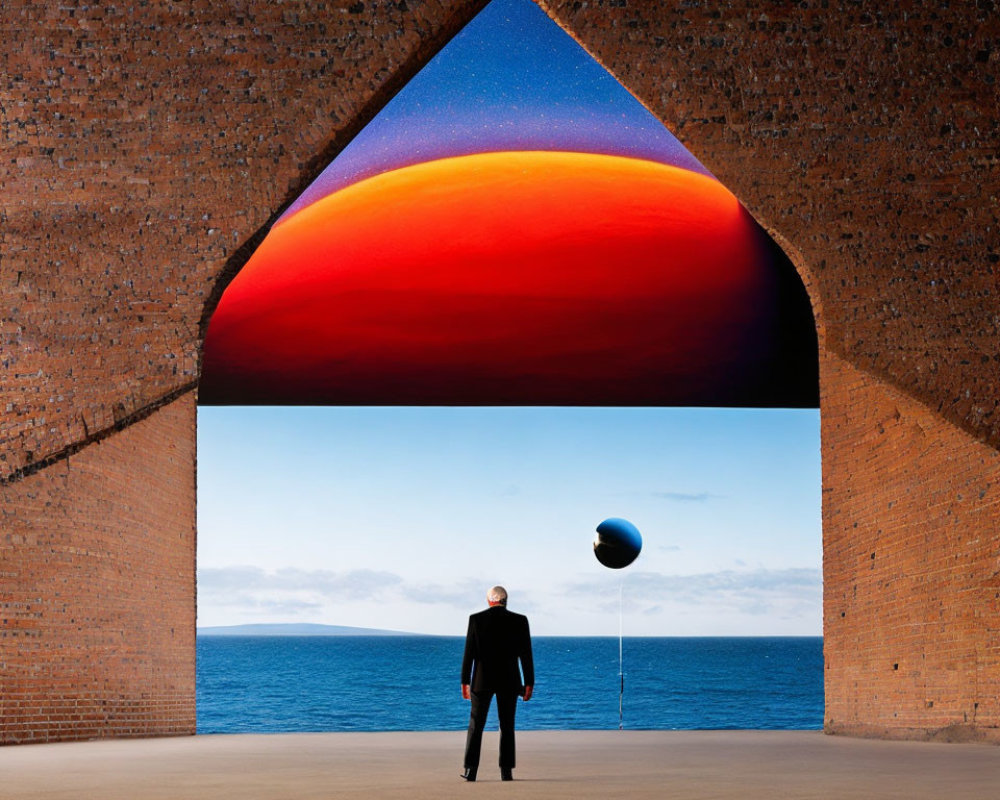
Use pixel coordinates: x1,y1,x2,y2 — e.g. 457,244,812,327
0,395,196,743
822,352,1000,742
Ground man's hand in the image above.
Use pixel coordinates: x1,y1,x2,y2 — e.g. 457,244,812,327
522,685,533,701
462,684,471,700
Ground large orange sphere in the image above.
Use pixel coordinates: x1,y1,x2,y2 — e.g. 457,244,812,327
201,151,809,406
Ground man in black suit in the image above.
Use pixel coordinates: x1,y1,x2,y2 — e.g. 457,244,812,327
461,585,534,782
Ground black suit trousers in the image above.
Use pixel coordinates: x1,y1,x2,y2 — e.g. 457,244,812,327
464,689,518,770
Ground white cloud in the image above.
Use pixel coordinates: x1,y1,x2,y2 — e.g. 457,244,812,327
199,566,405,601
196,564,822,635
563,567,821,617
651,491,723,502
198,566,491,621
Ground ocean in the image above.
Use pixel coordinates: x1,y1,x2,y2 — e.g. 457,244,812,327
197,636,823,733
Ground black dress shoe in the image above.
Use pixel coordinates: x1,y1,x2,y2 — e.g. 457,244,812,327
461,767,477,782
501,768,513,781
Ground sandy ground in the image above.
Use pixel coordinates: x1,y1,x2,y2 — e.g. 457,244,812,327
1,730,998,800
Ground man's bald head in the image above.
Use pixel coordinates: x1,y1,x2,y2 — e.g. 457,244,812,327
487,586,508,606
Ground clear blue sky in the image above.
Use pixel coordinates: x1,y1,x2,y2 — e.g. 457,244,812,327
197,407,821,636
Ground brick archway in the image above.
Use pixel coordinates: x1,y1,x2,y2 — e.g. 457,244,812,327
2,0,998,744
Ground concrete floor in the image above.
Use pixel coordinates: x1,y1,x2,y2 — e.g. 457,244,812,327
1,730,998,799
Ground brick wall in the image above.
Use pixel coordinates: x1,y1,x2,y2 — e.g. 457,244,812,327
1,0,998,743
0,394,196,744
822,351,1000,741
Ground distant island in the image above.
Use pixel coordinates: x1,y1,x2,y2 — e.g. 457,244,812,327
197,623,424,637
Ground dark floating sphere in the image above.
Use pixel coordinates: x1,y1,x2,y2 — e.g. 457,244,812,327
593,517,643,569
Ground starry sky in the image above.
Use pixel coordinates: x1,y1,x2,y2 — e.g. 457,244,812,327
277,0,709,223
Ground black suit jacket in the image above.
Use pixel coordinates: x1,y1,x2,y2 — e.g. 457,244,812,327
461,605,534,694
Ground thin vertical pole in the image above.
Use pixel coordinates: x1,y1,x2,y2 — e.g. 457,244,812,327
619,581,624,730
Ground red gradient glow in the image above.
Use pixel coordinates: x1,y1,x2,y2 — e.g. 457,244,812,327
201,151,790,405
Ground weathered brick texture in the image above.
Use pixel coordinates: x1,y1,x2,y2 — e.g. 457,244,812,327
0,0,489,483
1,0,998,743
0,394,196,743
821,351,1000,742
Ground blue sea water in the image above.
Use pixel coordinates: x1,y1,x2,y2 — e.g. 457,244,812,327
196,636,822,734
